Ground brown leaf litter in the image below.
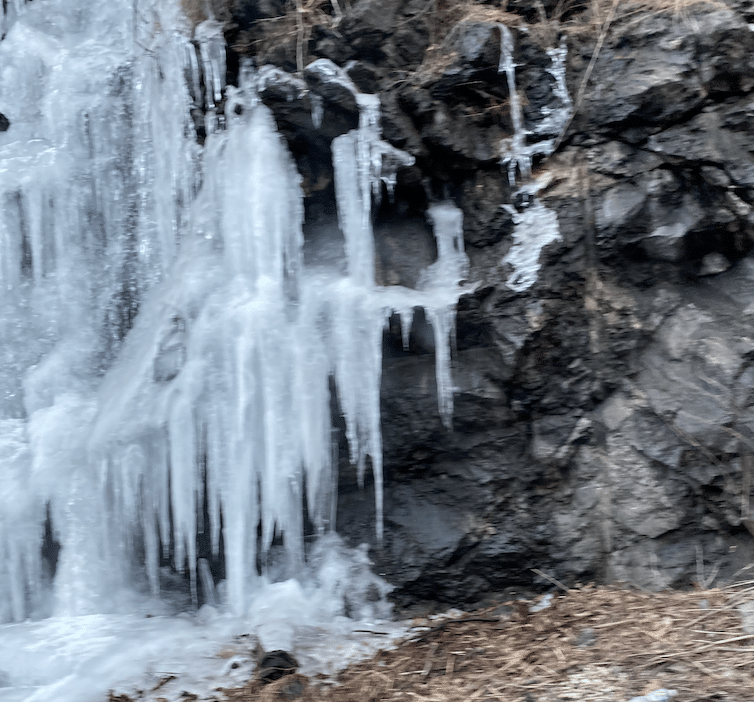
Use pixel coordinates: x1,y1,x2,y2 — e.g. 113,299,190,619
222,581,754,702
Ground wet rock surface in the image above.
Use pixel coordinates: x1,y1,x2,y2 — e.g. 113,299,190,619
212,0,754,603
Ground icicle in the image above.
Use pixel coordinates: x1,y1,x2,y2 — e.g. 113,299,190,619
309,92,324,129
332,85,414,541
0,419,41,623
420,203,470,429
397,306,415,351
498,24,528,185
198,558,216,606
186,42,203,107
498,27,572,185
195,18,226,135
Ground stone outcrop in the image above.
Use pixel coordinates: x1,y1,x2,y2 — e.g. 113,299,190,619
205,0,754,603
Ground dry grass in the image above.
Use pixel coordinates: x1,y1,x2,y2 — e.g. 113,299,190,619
223,581,754,702
180,0,213,27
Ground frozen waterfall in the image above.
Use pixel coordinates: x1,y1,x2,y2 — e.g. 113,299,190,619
0,0,470,628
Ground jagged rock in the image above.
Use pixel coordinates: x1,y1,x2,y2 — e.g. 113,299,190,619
428,20,502,98
648,103,754,188
337,0,402,61
257,650,298,684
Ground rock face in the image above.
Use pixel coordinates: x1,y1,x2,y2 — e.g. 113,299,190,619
209,0,754,603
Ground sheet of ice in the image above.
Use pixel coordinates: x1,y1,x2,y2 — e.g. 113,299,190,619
502,199,561,292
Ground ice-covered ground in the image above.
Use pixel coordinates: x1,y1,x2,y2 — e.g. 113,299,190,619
0,559,408,702
0,608,406,702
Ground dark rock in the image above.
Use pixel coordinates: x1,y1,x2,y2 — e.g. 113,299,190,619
647,102,754,188
423,20,506,106
345,61,382,94
304,59,359,115
257,650,298,684
337,0,402,63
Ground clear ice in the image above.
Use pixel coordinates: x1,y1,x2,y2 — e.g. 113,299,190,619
0,0,470,649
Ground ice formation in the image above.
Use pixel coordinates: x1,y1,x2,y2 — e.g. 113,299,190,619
0,0,470,636
498,25,572,184
497,25,568,291
503,197,562,293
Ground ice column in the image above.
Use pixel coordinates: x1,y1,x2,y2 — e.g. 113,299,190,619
331,93,391,540
498,24,528,186
331,70,470,521
422,203,470,428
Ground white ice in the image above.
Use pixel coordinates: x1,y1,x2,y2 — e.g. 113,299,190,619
497,26,572,185
502,199,561,292
0,0,466,699
496,26,567,292
0,534,406,702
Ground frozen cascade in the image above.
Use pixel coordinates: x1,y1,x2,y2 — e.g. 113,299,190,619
330,69,472,521
0,0,472,647
0,0,197,621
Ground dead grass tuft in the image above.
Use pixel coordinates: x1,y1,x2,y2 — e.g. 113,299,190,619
180,0,211,27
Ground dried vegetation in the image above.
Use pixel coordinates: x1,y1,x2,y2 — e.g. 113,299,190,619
223,581,754,702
